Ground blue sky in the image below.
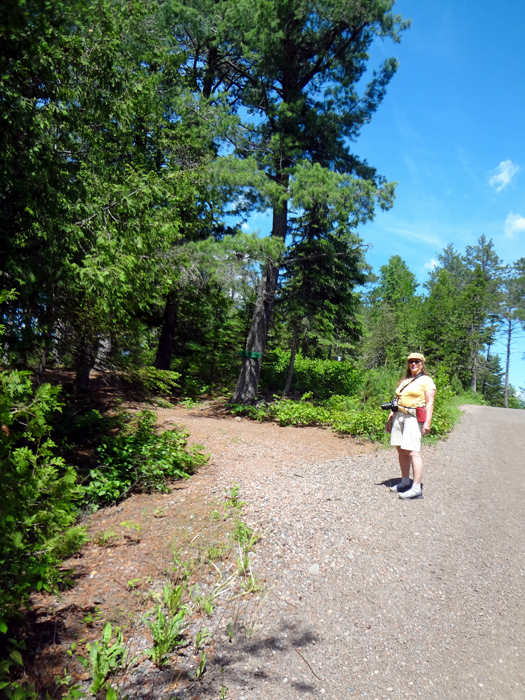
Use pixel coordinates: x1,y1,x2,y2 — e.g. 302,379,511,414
239,0,525,391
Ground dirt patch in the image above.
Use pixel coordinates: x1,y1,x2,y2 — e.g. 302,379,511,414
17,403,372,698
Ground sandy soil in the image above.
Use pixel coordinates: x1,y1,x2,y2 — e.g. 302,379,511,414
22,403,525,700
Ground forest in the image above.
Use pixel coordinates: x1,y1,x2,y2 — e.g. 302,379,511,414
1,0,525,693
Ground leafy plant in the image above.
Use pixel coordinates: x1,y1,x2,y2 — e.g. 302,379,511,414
224,484,245,512
0,368,86,619
195,628,211,651
0,635,38,700
93,530,118,547
82,411,208,506
163,584,185,615
194,651,206,680
83,608,103,627
260,350,363,399
76,623,131,695
144,605,187,667
191,585,215,617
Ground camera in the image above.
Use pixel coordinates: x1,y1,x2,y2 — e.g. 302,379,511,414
381,398,398,412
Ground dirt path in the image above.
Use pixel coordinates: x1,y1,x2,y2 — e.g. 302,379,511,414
182,404,525,700
29,404,525,699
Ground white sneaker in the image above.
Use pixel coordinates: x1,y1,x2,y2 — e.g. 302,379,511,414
398,484,423,500
390,480,413,493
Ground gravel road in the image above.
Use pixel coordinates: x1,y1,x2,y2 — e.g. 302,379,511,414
200,405,525,700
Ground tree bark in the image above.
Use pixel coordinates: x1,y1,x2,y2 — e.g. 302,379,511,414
481,342,491,396
231,201,287,404
504,317,512,408
35,333,52,387
155,291,178,370
75,337,98,392
282,324,299,397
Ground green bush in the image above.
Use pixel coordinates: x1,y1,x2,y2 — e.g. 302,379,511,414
82,411,208,507
233,368,457,440
260,349,362,399
0,371,85,622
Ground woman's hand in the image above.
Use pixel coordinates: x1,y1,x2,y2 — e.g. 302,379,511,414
385,411,394,433
422,421,431,435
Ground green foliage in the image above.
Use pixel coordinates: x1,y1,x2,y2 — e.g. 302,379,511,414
120,368,181,394
82,411,208,506
260,350,362,398
0,371,85,620
234,367,457,441
0,635,38,700
144,605,187,667
75,622,130,695
358,367,400,407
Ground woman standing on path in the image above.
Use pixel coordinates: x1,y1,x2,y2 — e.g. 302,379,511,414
385,352,436,500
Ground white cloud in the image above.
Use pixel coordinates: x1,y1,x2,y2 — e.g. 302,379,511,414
489,160,521,192
241,222,251,232
504,212,525,238
423,258,438,271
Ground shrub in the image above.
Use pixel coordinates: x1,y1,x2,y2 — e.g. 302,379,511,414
0,371,85,622
260,349,362,398
82,411,208,507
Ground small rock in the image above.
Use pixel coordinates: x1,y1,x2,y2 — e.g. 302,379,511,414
308,564,320,575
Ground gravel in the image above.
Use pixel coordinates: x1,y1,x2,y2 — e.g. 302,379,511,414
197,405,525,700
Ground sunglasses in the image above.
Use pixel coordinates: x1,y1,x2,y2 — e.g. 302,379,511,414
408,360,421,365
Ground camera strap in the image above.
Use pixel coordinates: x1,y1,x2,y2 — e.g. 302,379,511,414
395,373,424,415
398,372,423,396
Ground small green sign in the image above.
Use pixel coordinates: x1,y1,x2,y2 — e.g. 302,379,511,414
238,350,262,359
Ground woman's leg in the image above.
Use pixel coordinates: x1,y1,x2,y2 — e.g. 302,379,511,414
397,447,411,479
409,451,423,485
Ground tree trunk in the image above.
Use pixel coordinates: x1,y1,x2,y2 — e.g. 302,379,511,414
155,291,178,370
75,337,98,392
470,367,477,393
504,318,512,408
481,342,491,395
231,201,287,404
282,324,299,397
35,333,52,387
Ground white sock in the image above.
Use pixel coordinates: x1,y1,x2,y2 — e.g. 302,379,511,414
401,477,411,485
411,483,422,492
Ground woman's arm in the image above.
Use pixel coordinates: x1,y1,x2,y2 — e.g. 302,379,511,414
385,410,394,433
422,389,436,435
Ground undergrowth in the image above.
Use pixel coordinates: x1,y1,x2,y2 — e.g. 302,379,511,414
231,369,457,440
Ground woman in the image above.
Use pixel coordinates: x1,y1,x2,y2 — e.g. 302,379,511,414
385,352,436,500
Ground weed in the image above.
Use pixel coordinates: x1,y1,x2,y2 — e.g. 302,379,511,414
153,508,167,519
194,651,206,680
93,530,118,547
83,607,103,627
226,622,236,641
219,687,228,699
76,622,131,695
195,627,211,651
224,484,244,512
207,544,227,562
232,521,258,551
144,605,187,667
210,509,221,521
179,397,201,409
127,579,141,590
171,547,193,583
163,584,184,615
191,584,215,617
